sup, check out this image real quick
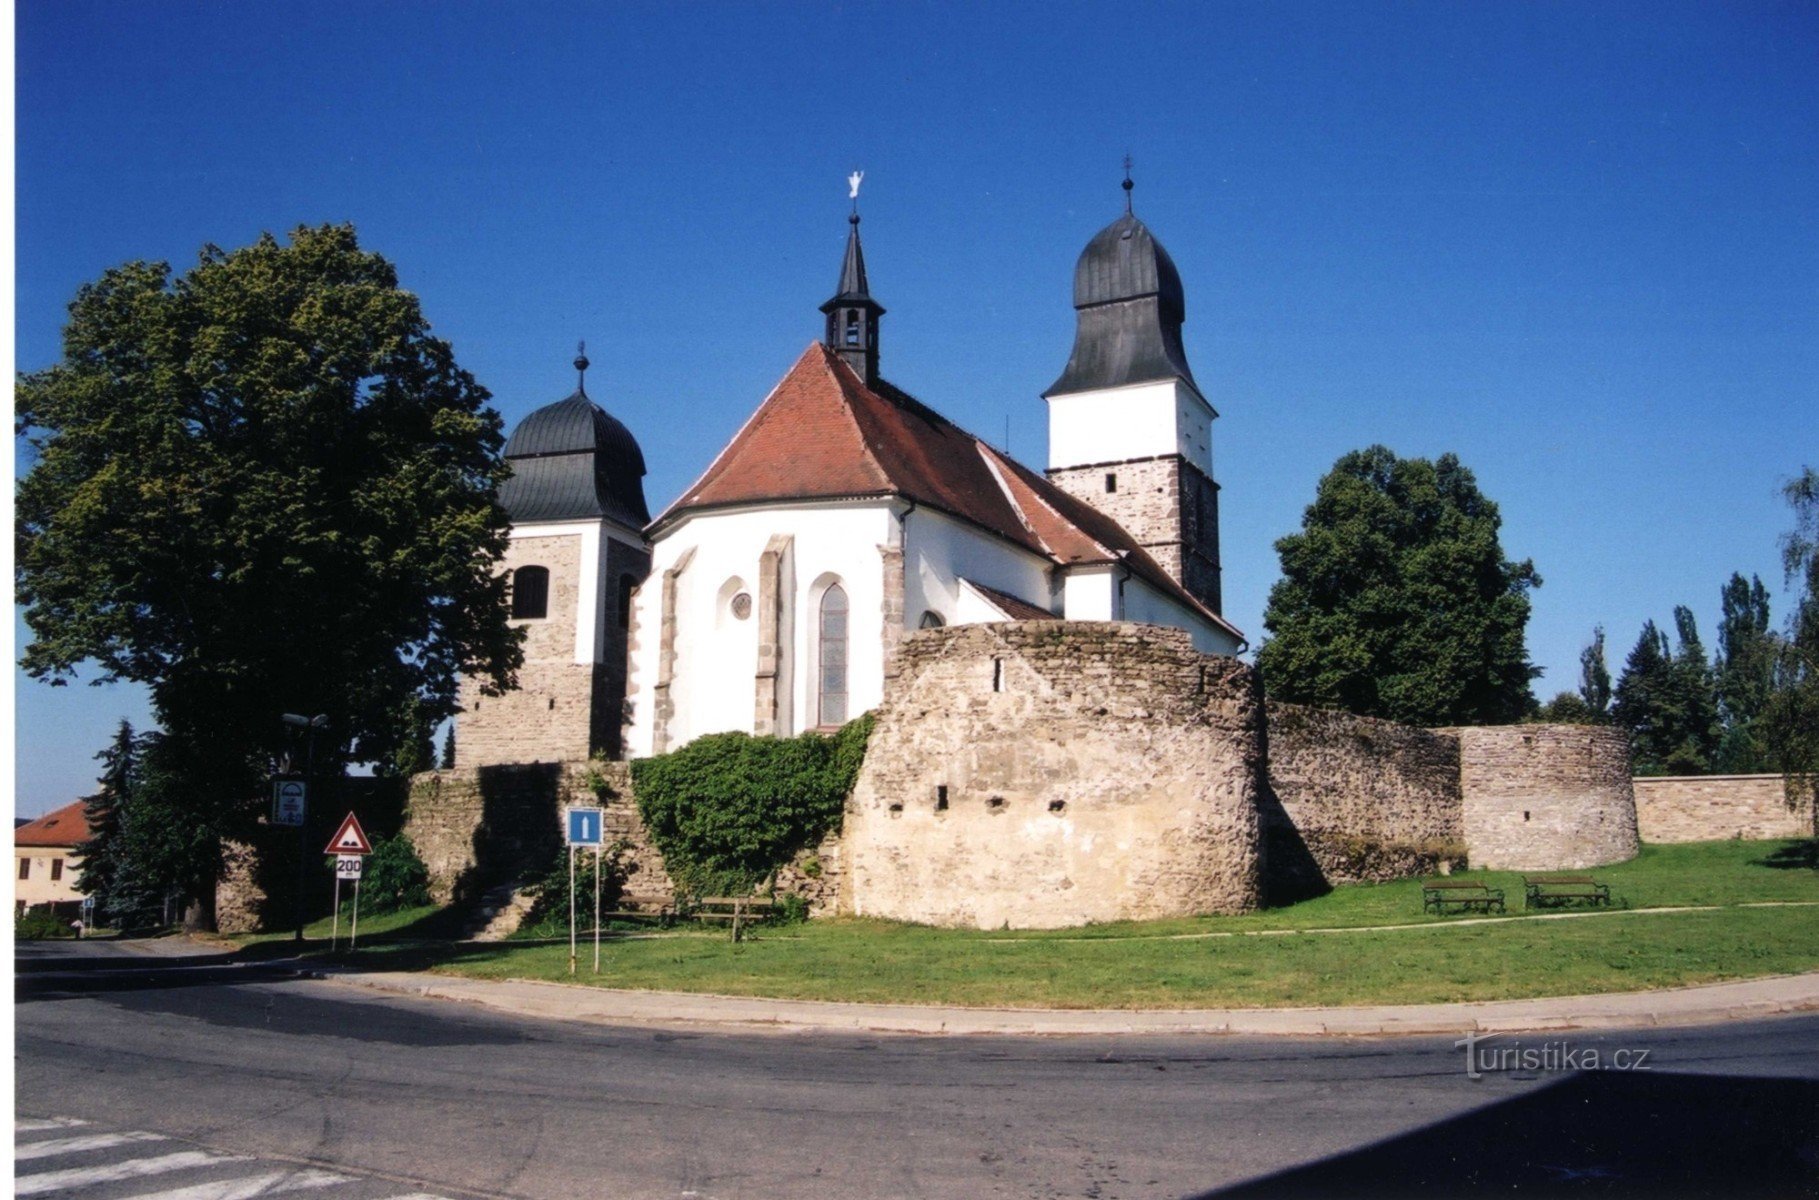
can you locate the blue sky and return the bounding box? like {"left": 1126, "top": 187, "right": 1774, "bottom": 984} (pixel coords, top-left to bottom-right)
{"left": 15, "top": 0, "right": 1817, "bottom": 816}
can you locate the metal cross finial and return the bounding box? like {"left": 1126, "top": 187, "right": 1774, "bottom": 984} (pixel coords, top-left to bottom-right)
{"left": 574, "top": 340, "right": 590, "bottom": 393}
{"left": 1122, "top": 154, "right": 1134, "bottom": 214}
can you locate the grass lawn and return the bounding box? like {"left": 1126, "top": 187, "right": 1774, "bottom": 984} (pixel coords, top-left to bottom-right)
{"left": 236, "top": 839, "right": 1819, "bottom": 1009}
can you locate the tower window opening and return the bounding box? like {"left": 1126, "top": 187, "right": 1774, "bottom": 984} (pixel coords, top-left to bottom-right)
{"left": 510, "top": 566, "right": 550, "bottom": 620}
{"left": 1105, "top": 472, "right": 1117, "bottom": 493}
{"left": 618, "top": 574, "right": 638, "bottom": 631}
{"left": 935, "top": 785, "right": 948, "bottom": 812}
{"left": 845, "top": 315, "right": 861, "bottom": 346}
{"left": 991, "top": 657, "right": 1004, "bottom": 692}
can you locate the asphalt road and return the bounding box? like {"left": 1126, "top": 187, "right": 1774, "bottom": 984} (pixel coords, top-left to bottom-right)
{"left": 15, "top": 939, "right": 1819, "bottom": 1200}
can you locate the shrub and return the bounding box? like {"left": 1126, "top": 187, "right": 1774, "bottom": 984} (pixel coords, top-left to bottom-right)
{"left": 358, "top": 835, "right": 433, "bottom": 914}
{"left": 631, "top": 713, "right": 874, "bottom": 898}
{"left": 524, "top": 841, "right": 630, "bottom": 929}
{"left": 16, "top": 908, "right": 75, "bottom": 940}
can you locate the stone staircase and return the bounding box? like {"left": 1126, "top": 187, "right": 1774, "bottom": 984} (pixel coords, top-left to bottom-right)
{"left": 464, "top": 881, "right": 537, "bottom": 941}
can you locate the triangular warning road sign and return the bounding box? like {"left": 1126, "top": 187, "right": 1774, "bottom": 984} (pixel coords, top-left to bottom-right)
{"left": 324, "top": 812, "right": 373, "bottom": 856}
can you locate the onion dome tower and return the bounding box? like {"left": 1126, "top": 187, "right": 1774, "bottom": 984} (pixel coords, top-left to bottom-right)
{"left": 458, "top": 347, "right": 653, "bottom": 767}
{"left": 1043, "top": 167, "right": 1223, "bottom": 613}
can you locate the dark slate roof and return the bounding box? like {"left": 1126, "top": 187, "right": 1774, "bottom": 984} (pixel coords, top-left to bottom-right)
{"left": 820, "top": 215, "right": 884, "bottom": 312}
{"left": 1045, "top": 213, "right": 1199, "bottom": 397}
{"left": 499, "top": 392, "right": 650, "bottom": 526}
{"left": 657, "top": 344, "right": 1244, "bottom": 642}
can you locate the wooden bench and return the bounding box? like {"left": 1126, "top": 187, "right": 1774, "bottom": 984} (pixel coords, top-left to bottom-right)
{"left": 692, "top": 896, "right": 775, "bottom": 941}
{"left": 1421, "top": 880, "right": 1505, "bottom": 915}
{"left": 1523, "top": 875, "right": 1612, "bottom": 909}
{"left": 594, "top": 894, "right": 676, "bottom": 927}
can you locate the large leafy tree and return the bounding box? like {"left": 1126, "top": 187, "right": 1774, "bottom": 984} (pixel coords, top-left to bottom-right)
{"left": 1256, "top": 446, "right": 1541, "bottom": 725}
{"left": 16, "top": 224, "right": 522, "bottom": 924}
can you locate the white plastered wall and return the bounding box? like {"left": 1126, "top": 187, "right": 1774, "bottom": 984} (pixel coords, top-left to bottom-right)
{"left": 625, "top": 502, "right": 897, "bottom": 756}
{"left": 902, "top": 508, "right": 1054, "bottom": 628}
{"left": 1047, "top": 377, "right": 1214, "bottom": 475}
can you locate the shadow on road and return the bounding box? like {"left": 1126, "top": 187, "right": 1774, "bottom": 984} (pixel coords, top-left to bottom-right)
{"left": 1196, "top": 1069, "right": 1819, "bottom": 1199}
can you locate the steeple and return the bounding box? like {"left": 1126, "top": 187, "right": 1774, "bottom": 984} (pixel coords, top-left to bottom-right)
{"left": 820, "top": 172, "right": 885, "bottom": 387}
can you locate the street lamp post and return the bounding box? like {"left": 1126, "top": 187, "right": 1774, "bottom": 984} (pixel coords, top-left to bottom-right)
{"left": 282, "top": 713, "right": 329, "bottom": 942}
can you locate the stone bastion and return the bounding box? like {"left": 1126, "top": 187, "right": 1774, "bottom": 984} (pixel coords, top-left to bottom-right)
{"left": 845, "top": 621, "right": 1268, "bottom": 929}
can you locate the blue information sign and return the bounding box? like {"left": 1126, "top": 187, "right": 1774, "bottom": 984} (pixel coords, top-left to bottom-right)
{"left": 566, "top": 807, "right": 604, "bottom": 847}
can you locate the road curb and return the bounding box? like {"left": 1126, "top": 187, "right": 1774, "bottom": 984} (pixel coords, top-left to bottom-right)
{"left": 311, "top": 967, "right": 1819, "bottom": 1038}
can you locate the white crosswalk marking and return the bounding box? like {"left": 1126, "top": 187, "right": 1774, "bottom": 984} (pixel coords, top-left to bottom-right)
{"left": 13, "top": 1118, "right": 460, "bottom": 1200}
{"left": 124, "top": 1167, "right": 354, "bottom": 1199}
{"left": 15, "top": 1130, "right": 167, "bottom": 1159}
{"left": 14, "top": 1150, "right": 243, "bottom": 1196}
{"left": 13, "top": 1117, "right": 89, "bottom": 1133}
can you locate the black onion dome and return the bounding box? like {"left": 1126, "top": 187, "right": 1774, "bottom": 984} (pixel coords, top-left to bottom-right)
{"left": 1046, "top": 213, "right": 1198, "bottom": 397}
{"left": 499, "top": 392, "right": 650, "bottom": 527}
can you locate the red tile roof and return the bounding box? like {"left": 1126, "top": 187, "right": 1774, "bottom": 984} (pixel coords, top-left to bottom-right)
{"left": 658, "top": 343, "right": 1244, "bottom": 643}
{"left": 15, "top": 799, "right": 94, "bottom": 848}
{"left": 964, "top": 580, "right": 1057, "bottom": 621}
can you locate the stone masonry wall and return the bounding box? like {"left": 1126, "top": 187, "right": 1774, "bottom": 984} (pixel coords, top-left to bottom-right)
{"left": 1048, "top": 455, "right": 1222, "bottom": 611}
{"left": 1633, "top": 774, "right": 1813, "bottom": 843}
{"left": 457, "top": 534, "right": 594, "bottom": 767}
{"left": 847, "top": 622, "right": 1265, "bottom": 929}
{"left": 1456, "top": 725, "right": 1639, "bottom": 870}
{"left": 1263, "top": 702, "right": 1463, "bottom": 894}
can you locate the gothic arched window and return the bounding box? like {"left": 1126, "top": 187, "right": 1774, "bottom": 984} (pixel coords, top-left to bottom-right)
{"left": 918, "top": 610, "right": 945, "bottom": 629}
{"left": 818, "top": 583, "right": 849, "bottom": 727}
{"left": 511, "top": 566, "right": 550, "bottom": 620}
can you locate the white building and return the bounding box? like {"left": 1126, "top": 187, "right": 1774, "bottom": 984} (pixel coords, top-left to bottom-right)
{"left": 621, "top": 190, "right": 1243, "bottom": 757}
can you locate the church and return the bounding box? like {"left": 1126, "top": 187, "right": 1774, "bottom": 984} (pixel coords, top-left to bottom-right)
{"left": 458, "top": 180, "right": 1243, "bottom": 767}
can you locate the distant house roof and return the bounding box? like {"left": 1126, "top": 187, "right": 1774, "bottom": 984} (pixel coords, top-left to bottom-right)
{"left": 15, "top": 799, "right": 94, "bottom": 848}
{"left": 658, "top": 343, "right": 1244, "bottom": 643}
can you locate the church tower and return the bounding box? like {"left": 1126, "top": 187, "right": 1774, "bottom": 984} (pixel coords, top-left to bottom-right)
{"left": 457, "top": 348, "right": 652, "bottom": 766}
{"left": 1044, "top": 175, "right": 1223, "bottom": 613}
{"left": 819, "top": 201, "right": 884, "bottom": 387}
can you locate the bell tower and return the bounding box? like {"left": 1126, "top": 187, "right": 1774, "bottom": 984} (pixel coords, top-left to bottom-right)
{"left": 819, "top": 173, "right": 884, "bottom": 387}
{"left": 1044, "top": 172, "right": 1223, "bottom": 613}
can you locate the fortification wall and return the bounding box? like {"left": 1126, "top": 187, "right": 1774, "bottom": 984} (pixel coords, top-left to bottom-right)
{"left": 1633, "top": 774, "right": 1812, "bottom": 843}
{"left": 846, "top": 622, "right": 1266, "bottom": 929}
{"left": 1456, "top": 725, "right": 1638, "bottom": 870}
{"left": 1263, "top": 703, "right": 1463, "bottom": 894}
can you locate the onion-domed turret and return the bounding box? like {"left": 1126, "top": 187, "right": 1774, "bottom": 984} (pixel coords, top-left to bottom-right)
{"left": 1045, "top": 206, "right": 1197, "bottom": 398}
{"left": 499, "top": 348, "right": 649, "bottom": 527}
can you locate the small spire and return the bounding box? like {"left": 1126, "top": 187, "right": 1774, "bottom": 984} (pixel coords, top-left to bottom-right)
{"left": 1122, "top": 154, "right": 1134, "bottom": 214}
{"left": 574, "top": 340, "right": 590, "bottom": 394}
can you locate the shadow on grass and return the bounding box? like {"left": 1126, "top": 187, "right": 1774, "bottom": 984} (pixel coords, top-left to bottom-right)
{"left": 1752, "top": 840, "right": 1819, "bottom": 871}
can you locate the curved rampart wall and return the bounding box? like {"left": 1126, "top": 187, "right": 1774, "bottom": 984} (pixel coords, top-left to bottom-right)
{"left": 847, "top": 622, "right": 1266, "bottom": 929}
{"left": 1456, "top": 724, "right": 1639, "bottom": 870}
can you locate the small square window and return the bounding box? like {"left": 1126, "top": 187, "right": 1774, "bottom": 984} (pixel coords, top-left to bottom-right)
{"left": 1105, "top": 473, "right": 1117, "bottom": 493}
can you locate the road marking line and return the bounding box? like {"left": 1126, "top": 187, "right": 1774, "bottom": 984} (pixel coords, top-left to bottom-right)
{"left": 15, "top": 1130, "right": 167, "bottom": 1160}
{"left": 14, "top": 1117, "right": 90, "bottom": 1133}
{"left": 384, "top": 1194, "right": 462, "bottom": 1199}
{"left": 14, "top": 1151, "right": 243, "bottom": 1196}
{"left": 124, "top": 1167, "right": 354, "bottom": 1200}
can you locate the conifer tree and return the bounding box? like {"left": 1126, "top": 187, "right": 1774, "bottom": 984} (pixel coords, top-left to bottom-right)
{"left": 76, "top": 720, "right": 139, "bottom": 922}
{"left": 440, "top": 724, "right": 457, "bottom": 770}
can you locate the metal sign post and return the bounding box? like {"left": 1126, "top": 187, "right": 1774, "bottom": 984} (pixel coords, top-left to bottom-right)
{"left": 564, "top": 808, "right": 604, "bottom": 978}
{"left": 332, "top": 855, "right": 362, "bottom": 951}
{"left": 351, "top": 877, "right": 362, "bottom": 949}
{"left": 331, "top": 875, "right": 341, "bottom": 951}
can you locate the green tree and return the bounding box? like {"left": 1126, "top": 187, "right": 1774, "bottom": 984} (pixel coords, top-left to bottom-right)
{"left": 1612, "top": 621, "right": 1674, "bottom": 774}
{"left": 1535, "top": 691, "right": 1596, "bottom": 723}
{"left": 1612, "top": 611, "right": 1723, "bottom": 775}
{"left": 439, "top": 724, "right": 457, "bottom": 770}
{"left": 15, "top": 225, "right": 522, "bottom": 926}
{"left": 1256, "top": 446, "right": 1541, "bottom": 725}
{"left": 75, "top": 719, "right": 139, "bottom": 921}
{"left": 1578, "top": 626, "right": 1612, "bottom": 720}
{"left": 1714, "top": 573, "right": 1775, "bottom": 773}
{"left": 1761, "top": 468, "right": 1819, "bottom": 840}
